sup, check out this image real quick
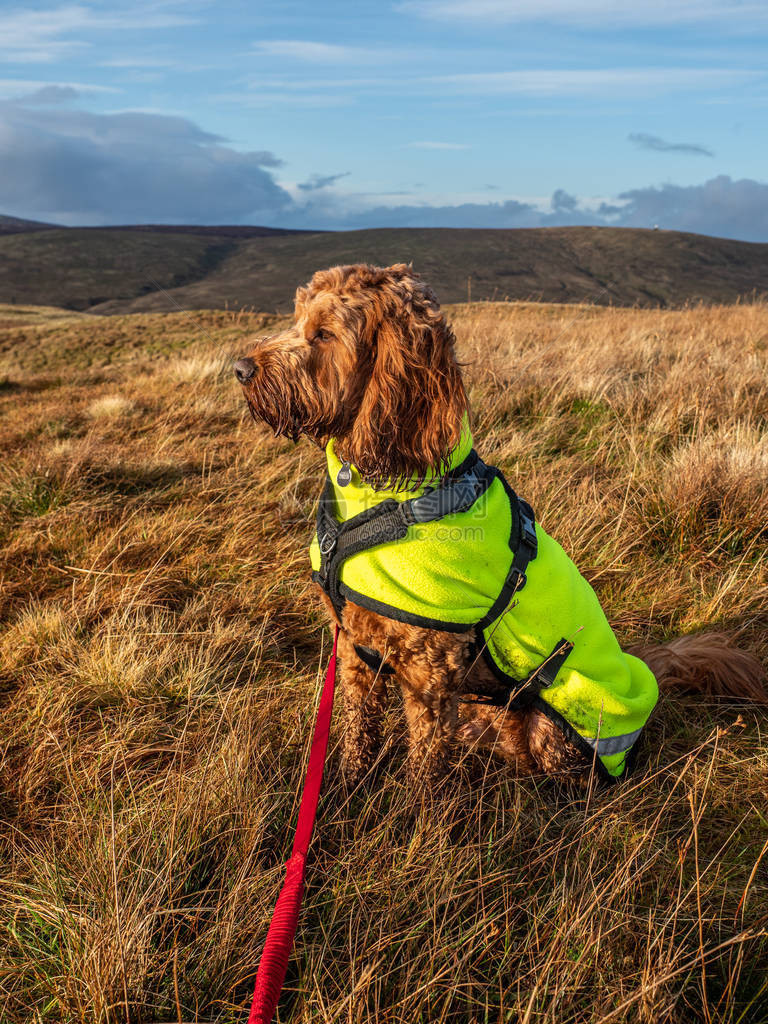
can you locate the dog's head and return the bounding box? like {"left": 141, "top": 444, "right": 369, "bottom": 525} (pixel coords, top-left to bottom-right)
{"left": 234, "top": 263, "right": 466, "bottom": 490}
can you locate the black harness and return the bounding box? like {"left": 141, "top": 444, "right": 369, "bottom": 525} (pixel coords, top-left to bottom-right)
{"left": 314, "top": 450, "right": 493, "bottom": 617}
{"left": 313, "top": 449, "right": 572, "bottom": 709}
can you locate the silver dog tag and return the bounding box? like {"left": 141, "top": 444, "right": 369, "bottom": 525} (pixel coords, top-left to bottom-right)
{"left": 337, "top": 462, "right": 352, "bottom": 487}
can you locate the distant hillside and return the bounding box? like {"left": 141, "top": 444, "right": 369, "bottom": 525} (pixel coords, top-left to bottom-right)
{"left": 80, "top": 223, "right": 319, "bottom": 238}
{"left": 0, "top": 224, "right": 766, "bottom": 313}
{"left": 0, "top": 214, "right": 61, "bottom": 235}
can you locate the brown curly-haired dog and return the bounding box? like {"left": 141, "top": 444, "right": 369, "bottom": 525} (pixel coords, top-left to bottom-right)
{"left": 234, "top": 263, "right": 767, "bottom": 788}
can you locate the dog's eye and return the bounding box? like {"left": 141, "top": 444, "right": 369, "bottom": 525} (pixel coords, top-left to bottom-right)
{"left": 313, "top": 329, "right": 333, "bottom": 343}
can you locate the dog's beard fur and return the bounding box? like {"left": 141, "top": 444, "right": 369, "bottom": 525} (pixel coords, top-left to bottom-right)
{"left": 243, "top": 361, "right": 330, "bottom": 444}
{"left": 237, "top": 263, "right": 467, "bottom": 490}
{"left": 241, "top": 316, "right": 356, "bottom": 445}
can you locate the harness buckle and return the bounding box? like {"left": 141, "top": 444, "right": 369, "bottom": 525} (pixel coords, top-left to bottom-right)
{"left": 519, "top": 509, "right": 537, "bottom": 553}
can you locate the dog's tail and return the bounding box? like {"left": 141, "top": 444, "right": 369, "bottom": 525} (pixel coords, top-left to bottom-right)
{"left": 627, "top": 632, "right": 768, "bottom": 704}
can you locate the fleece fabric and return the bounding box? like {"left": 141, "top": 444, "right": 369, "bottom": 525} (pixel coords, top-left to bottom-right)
{"left": 309, "top": 425, "right": 658, "bottom": 778}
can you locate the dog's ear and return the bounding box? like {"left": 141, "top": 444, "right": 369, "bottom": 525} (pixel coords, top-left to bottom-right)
{"left": 345, "top": 266, "right": 467, "bottom": 490}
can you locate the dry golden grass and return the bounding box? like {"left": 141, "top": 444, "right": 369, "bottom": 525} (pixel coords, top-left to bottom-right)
{"left": 0, "top": 299, "right": 766, "bottom": 1023}
{"left": 87, "top": 395, "right": 135, "bottom": 420}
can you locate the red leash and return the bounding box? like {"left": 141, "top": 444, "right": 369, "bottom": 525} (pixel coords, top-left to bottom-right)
{"left": 247, "top": 626, "right": 339, "bottom": 1024}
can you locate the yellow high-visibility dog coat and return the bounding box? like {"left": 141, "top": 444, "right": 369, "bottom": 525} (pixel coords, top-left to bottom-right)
{"left": 311, "top": 422, "right": 658, "bottom": 779}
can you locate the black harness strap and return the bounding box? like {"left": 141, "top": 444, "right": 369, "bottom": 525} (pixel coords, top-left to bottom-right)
{"left": 462, "top": 636, "right": 574, "bottom": 709}
{"left": 355, "top": 635, "right": 574, "bottom": 700}
{"left": 475, "top": 492, "right": 537, "bottom": 631}
{"left": 316, "top": 453, "right": 492, "bottom": 616}
{"left": 353, "top": 644, "right": 396, "bottom": 676}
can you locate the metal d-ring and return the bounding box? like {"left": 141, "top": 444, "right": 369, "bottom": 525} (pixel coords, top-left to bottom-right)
{"left": 319, "top": 534, "right": 337, "bottom": 557}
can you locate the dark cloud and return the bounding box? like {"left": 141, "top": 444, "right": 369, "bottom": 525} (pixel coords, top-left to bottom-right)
{"left": 278, "top": 187, "right": 595, "bottom": 231}
{"left": 279, "top": 197, "right": 542, "bottom": 230}
{"left": 281, "top": 178, "right": 768, "bottom": 242}
{"left": 16, "top": 85, "right": 80, "bottom": 105}
{"left": 601, "top": 176, "right": 768, "bottom": 241}
{"left": 628, "top": 132, "right": 714, "bottom": 157}
{"left": 551, "top": 188, "right": 578, "bottom": 212}
{"left": 297, "top": 171, "right": 351, "bottom": 192}
{"left": 1, "top": 91, "right": 766, "bottom": 241}
{"left": 0, "top": 95, "right": 290, "bottom": 225}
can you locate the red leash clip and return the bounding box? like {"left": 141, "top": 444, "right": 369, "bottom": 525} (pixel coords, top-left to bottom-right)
{"left": 247, "top": 626, "right": 339, "bottom": 1024}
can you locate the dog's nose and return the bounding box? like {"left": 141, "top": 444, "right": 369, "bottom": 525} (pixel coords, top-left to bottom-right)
{"left": 233, "top": 357, "right": 257, "bottom": 384}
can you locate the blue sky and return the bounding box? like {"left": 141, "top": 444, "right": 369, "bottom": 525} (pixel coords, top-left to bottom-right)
{"left": 1, "top": 0, "right": 767, "bottom": 238}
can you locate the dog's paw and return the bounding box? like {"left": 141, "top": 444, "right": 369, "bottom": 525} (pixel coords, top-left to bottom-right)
{"left": 340, "top": 750, "right": 377, "bottom": 793}
{"left": 405, "top": 749, "right": 450, "bottom": 792}
{"left": 455, "top": 719, "right": 490, "bottom": 744}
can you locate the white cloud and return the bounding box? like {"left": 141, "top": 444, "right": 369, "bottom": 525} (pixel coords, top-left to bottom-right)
{"left": 1, "top": 3, "right": 198, "bottom": 63}
{"left": 251, "top": 40, "right": 398, "bottom": 63}
{"left": 215, "top": 88, "right": 355, "bottom": 109}
{"left": 0, "top": 80, "right": 119, "bottom": 99}
{"left": 433, "top": 68, "right": 759, "bottom": 96}
{"left": 407, "top": 141, "right": 470, "bottom": 150}
{"left": 97, "top": 56, "right": 177, "bottom": 69}
{"left": 400, "top": 0, "right": 768, "bottom": 27}
{"left": 239, "top": 67, "right": 758, "bottom": 104}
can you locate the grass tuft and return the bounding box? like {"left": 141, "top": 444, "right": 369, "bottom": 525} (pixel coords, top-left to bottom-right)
{"left": 87, "top": 395, "right": 134, "bottom": 419}
{"left": 0, "top": 469, "right": 69, "bottom": 519}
